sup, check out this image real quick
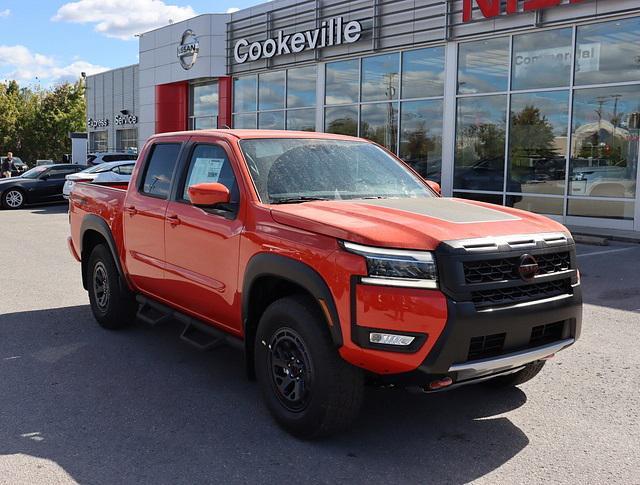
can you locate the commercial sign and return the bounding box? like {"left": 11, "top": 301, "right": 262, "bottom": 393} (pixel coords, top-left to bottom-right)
{"left": 234, "top": 17, "right": 362, "bottom": 64}
{"left": 114, "top": 113, "right": 138, "bottom": 125}
{"left": 87, "top": 118, "right": 108, "bottom": 128}
{"left": 514, "top": 43, "right": 600, "bottom": 77}
{"left": 177, "top": 29, "right": 199, "bottom": 70}
{"left": 462, "top": 0, "right": 586, "bottom": 23}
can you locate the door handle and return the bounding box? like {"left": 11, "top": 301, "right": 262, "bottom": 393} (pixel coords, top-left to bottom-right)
{"left": 167, "top": 214, "right": 181, "bottom": 226}
{"left": 124, "top": 205, "right": 137, "bottom": 216}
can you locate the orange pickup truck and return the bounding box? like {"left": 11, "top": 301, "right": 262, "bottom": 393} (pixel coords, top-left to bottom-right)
{"left": 68, "top": 130, "right": 582, "bottom": 438}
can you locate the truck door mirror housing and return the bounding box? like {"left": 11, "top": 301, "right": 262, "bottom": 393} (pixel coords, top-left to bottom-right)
{"left": 425, "top": 180, "right": 441, "bottom": 196}
{"left": 188, "top": 182, "right": 230, "bottom": 207}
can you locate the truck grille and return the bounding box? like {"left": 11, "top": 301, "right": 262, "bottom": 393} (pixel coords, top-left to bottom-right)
{"left": 463, "top": 251, "right": 571, "bottom": 284}
{"left": 468, "top": 333, "right": 506, "bottom": 360}
{"left": 530, "top": 321, "right": 565, "bottom": 346}
{"left": 471, "top": 278, "right": 572, "bottom": 308}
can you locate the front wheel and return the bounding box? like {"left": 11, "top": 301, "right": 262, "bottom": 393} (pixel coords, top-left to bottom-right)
{"left": 87, "top": 244, "right": 136, "bottom": 329}
{"left": 255, "top": 296, "right": 364, "bottom": 439}
{"left": 487, "top": 360, "right": 546, "bottom": 387}
{"left": 2, "top": 189, "right": 25, "bottom": 209}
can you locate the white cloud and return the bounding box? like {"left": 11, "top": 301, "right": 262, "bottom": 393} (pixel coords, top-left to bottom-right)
{"left": 52, "top": 0, "right": 197, "bottom": 40}
{"left": 0, "top": 9, "right": 11, "bottom": 18}
{"left": 226, "top": 7, "right": 240, "bottom": 13}
{"left": 0, "top": 45, "right": 109, "bottom": 84}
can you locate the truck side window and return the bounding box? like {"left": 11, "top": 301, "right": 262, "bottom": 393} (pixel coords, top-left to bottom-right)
{"left": 140, "top": 143, "right": 181, "bottom": 198}
{"left": 181, "top": 144, "right": 239, "bottom": 209}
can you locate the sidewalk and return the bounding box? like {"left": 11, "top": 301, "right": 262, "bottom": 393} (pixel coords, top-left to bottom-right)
{"left": 567, "top": 225, "right": 640, "bottom": 244}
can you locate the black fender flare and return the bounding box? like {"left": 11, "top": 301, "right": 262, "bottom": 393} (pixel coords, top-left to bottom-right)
{"left": 79, "top": 214, "right": 129, "bottom": 294}
{"left": 242, "top": 253, "right": 343, "bottom": 348}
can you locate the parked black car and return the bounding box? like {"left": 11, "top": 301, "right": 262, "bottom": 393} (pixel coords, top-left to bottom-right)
{"left": 0, "top": 164, "right": 86, "bottom": 209}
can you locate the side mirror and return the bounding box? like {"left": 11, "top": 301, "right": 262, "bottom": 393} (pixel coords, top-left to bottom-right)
{"left": 425, "top": 179, "right": 441, "bottom": 196}
{"left": 188, "top": 182, "right": 230, "bottom": 208}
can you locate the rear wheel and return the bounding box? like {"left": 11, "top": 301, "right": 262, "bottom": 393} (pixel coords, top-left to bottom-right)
{"left": 2, "top": 189, "right": 25, "bottom": 209}
{"left": 255, "top": 295, "right": 364, "bottom": 439}
{"left": 488, "top": 361, "right": 546, "bottom": 387}
{"left": 87, "top": 244, "right": 136, "bottom": 329}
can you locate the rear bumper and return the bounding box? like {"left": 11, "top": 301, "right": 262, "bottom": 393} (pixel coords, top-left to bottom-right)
{"left": 378, "top": 283, "right": 582, "bottom": 388}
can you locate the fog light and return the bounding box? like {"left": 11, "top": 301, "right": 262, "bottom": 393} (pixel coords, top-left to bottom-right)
{"left": 369, "top": 332, "right": 415, "bottom": 346}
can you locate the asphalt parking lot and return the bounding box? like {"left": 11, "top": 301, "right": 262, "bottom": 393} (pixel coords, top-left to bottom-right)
{"left": 1, "top": 204, "right": 639, "bottom": 485}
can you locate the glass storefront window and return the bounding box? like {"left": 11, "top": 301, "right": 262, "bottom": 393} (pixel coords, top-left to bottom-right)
{"left": 402, "top": 47, "right": 445, "bottom": 100}
{"left": 116, "top": 128, "right": 138, "bottom": 151}
{"left": 570, "top": 85, "right": 639, "bottom": 199}
{"left": 575, "top": 18, "right": 640, "bottom": 86}
{"left": 568, "top": 198, "right": 635, "bottom": 220}
{"left": 506, "top": 194, "right": 564, "bottom": 215}
{"left": 259, "top": 71, "right": 285, "bottom": 111}
{"left": 455, "top": 95, "right": 507, "bottom": 192}
{"left": 453, "top": 192, "right": 503, "bottom": 205}
{"left": 325, "top": 106, "right": 358, "bottom": 136}
{"left": 89, "top": 131, "right": 108, "bottom": 152}
{"left": 326, "top": 60, "right": 359, "bottom": 105}
{"left": 508, "top": 91, "right": 569, "bottom": 195}
{"left": 399, "top": 99, "right": 443, "bottom": 183}
{"left": 360, "top": 102, "right": 398, "bottom": 153}
{"left": 511, "top": 28, "right": 573, "bottom": 90}
{"left": 361, "top": 53, "right": 399, "bottom": 102}
{"left": 233, "top": 113, "right": 257, "bottom": 129}
{"left": 191, "top": 117, "right": 217, "bottom": 129}
{"left": 287, "top": 109, "right": 316, "bottom": 131}
{"left": 233, "top": 75, "right": 257, "bottom": 113}
{"left": 458, "top": 38, "right": 509, "bottom": 94}
{"left": 258, "top": 111, "right": 285, "bottom": 130}
{"left": 191, "top": 82, "right": 218, "bottom": 117}
{"left": 287, "top": 66, "right": 316, "bottom": 108}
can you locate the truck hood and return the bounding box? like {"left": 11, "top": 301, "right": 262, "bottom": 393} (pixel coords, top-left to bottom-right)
{"left": 269, "top": 197, "right": 569, "bottom": 249}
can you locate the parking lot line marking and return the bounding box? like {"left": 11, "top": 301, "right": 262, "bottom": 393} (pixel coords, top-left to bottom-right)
{"left": 576, "top": 247, "right": 638, "bottom": 258}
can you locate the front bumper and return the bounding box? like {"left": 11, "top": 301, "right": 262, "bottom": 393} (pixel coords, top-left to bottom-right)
{"left": 379, "top": 283, "right": 582, "bottom": 389}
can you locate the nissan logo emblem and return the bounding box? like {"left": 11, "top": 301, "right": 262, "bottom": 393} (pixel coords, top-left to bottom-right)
{"left": 177, "top": 29, "right": 199, "bottom": 70}
{"left": 517, "top": 254, "right": 539, "bottom": 281}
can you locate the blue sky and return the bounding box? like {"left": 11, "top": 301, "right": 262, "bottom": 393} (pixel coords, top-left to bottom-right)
{"left": 0, "top": 0, "right": 261, "bottom": 87}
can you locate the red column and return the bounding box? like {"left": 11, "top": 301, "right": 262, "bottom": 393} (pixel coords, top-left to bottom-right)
{"left": 155, "top": 82, "right": 188, "bottom": 133}
{"left": 218, "top": 76, "right": 233, "bottom": 129}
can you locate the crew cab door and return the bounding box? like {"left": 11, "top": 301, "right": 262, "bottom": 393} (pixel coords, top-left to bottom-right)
{"left": 163, "top": 140, "right": 244, "bottom": 334}
{"left": 123, "top": 140, "right": 184, "bottom": 297}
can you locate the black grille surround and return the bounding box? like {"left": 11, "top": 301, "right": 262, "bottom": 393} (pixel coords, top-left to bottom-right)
{"left": 436, "top": 233, "right": 579, "bottom": 310}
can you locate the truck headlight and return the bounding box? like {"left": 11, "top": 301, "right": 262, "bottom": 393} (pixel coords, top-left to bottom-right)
{"left": 342, "top": 241, "right": 438, "bottom": 289}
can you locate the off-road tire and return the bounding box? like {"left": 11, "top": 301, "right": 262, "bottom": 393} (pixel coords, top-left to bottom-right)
{"left": 87, "top": 244, "right": 136, "bottom": 329}
{"left": 255, "top": 295, "right": 364, "bottom": 439}
{"left": 488, "top": 360, "right": 546, "bottom": 387}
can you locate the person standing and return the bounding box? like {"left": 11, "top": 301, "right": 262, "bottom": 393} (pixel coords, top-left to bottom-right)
{"left": 2, "top": 152, "right": 16, "bottom": 178}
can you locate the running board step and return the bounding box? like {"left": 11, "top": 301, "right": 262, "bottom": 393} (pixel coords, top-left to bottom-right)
{"left": 135, "top": 295, "right": 172, "bottom": 327}
{"left": 135, "top": 295, "right": 243, "bottom": 351}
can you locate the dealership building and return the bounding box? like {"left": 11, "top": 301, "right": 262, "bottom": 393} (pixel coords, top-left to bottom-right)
{"left": 86, "top": 0, "right": 640, "bottom": 232}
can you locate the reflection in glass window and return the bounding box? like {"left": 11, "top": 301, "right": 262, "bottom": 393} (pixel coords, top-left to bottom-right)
{"left": 575, "top": 18, "right": 640, "bottom": 86}
{"left": 453, "top": 192, "right": 503, "bottom": 205}
{"left": 182, "top": 144, "right": 236, "bottom": 202}
{"left": 233, "top": 113, "right": 257, "bottom": 129}
{"left": 191, "top": 82, "right": 218, "bottom": 117}
{"left": 325, "top": 106, "right": 358, "bottom": 136}
{"left": 233, "top": 76, "right": 257, "bottom": 112}
{"left": 287, "top": 66, "right": 316, "bottom": 108}
{"left": 360, "top": 102, "right": 398, "bottom": 153}
{"left": 458, "top": 38, "right": 509, "bottom": 94}
{"left": 401, "top": 47, "right": 445, "bottom": 99}
{"left": 259, "top": 71, "right": 285, "bottom": 111}
{"left": 326, "top": 60, "right": 359, "bottom": 105}
{"left": 570, "top": 86, "right": 639, "bottom": 199}
{"left": 454, "top": 95, "right": 507, "bottom": 192}
{"left": 512, "top": 28, "right": 572, "bottom": 90}
{"left": 361, "top": 53, "right": 399, "bottom": 102}
{"left": 399, "top": 100, "right": 443, "bottom": 183}
{"left": 287, "top": 109, "right": 316, "bottom": 131}
{"left": 506, "top": 194, "right": 563, "bottom": 215}
{"left": 258, "top": 111, "right": 285, "bottom": 130}
{"left": 508, "top": 91, "right": 569, "bottom": 196}
{"left": 141, "top": 144, "right": 181, "bottom": 198}
{"left": 568, "top": 198, "right": 634, "bottom": 220}
{"left": 191, "top": 117, "right": 217, "bottom": 129}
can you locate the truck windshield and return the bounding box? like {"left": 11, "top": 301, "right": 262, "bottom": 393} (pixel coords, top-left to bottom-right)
{"left": 239, "top": 138, "right": 433, "bottom": 204}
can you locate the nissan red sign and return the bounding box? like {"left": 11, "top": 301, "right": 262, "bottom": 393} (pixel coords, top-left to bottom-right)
{"left": 463, "top": 0, "right": 586, "bottom": 23}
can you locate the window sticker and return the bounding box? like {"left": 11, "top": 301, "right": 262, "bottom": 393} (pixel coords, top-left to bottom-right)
{"left": 185, "top": 157, "right": 226, "bottom": 199}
